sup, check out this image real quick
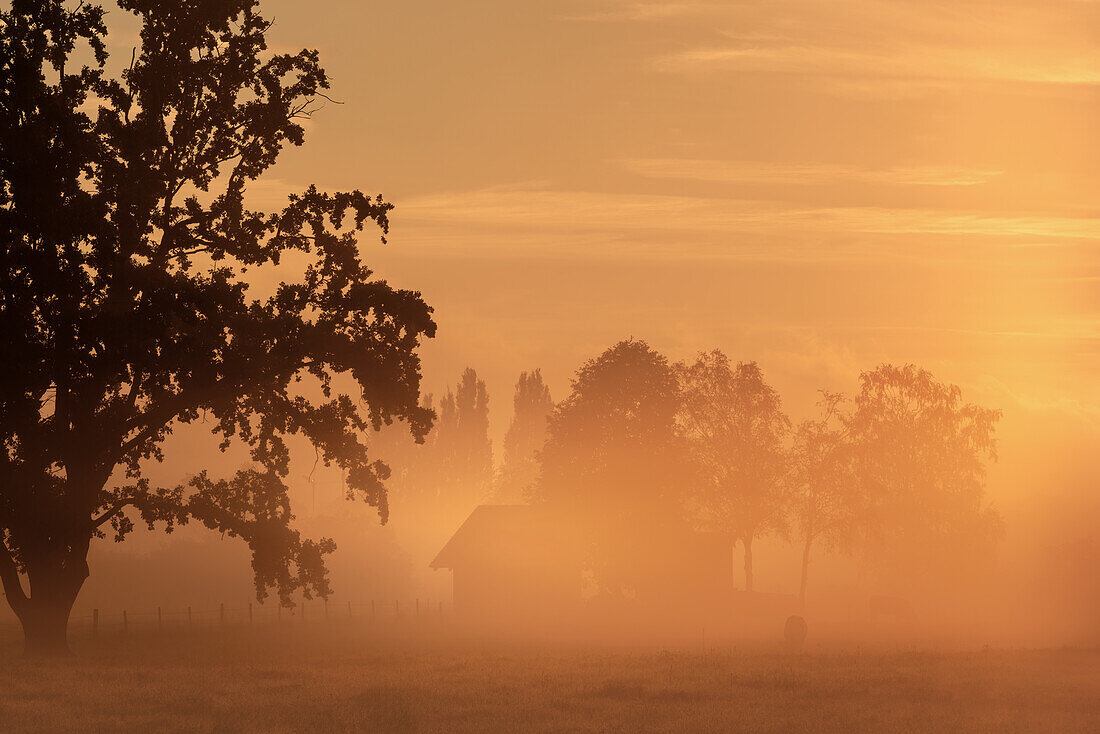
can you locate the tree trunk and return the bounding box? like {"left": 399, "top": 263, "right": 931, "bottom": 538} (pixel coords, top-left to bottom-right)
{"left": 799, "top": 534, "right": 813, "bottom": 609}
{"left": 19, "top": 595, "right": 78, "bottom": 657}
{"left": 6, "top": 545, "right": 90, "bottom": 658}
{"left": 742, "top": 534, "right": 754, "bottom": 593}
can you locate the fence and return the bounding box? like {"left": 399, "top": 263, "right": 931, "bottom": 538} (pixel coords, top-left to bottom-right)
{"left": 0, "top": 597, "right": 450, "bottom": 643}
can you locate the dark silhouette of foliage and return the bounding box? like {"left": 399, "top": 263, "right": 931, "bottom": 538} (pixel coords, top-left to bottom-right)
{"left": 534, "top": 339, "right": 683, "bottom": 596}
{"left": 676, "top": 352, "right": 790, "bottom": 592}
{"left": 496, "top": 369, "right": 553, "bottom": 503}
{"left": 0, "top": 0, "right": 434, "bottom": 655}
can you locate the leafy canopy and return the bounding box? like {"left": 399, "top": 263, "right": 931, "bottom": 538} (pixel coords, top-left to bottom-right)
{"left": 676, "top": 352, "right": 791, "bottom": 542}
{"left": 0, "top": 0, "right": 435, "bottom": 606}
{"left": 536, "top": 340, "right": 682, "bottom": 519}
{"left": 790, "top": 391, "right": 860, "bottom": 552}
{"left": 533, "top": 340, "right": 683, "bottom": 594}
{"left": 848, "top": 364, "right": 1002, "bottom": 547}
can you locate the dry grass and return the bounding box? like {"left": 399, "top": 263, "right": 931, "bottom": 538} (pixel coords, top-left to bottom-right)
{"left": 0, "top": 625, "right": 1096, "bottom": 733}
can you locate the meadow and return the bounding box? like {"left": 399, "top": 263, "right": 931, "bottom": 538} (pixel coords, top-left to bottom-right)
{"left": 1, "top": 622, "right": 1096, "bottom": 733}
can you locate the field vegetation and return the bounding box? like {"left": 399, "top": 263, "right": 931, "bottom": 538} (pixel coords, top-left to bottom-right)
{"left": 2, "top": 625, "right": 1096, "bottom": 733}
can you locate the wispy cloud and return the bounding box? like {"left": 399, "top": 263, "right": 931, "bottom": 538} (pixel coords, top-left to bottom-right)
{"left": 621, "top": 159, "right": 1003, "bottom": 186}
{"left": 399, "top": 185, "right": 1099, "bottom": 241}
{"left": 564, "top": 2, "right": 718, "bottom": 22}
{"left": 580, "top": 0, "right": 1100, "bottom": 88}
{"left": 655, "top": 43, "right": 1100, "bottom": 86}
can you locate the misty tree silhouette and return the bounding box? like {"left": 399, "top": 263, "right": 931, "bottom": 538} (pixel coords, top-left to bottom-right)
{"left": 369, "top": 366, "right": 493, "bottom": 556}
{"left": 676, "top": 352, "right": 791, "bottom": 593}
{"left": 0, "top": 0, "right": 435, "bottom": 655}
{"left": 534, "top": 339, "right": 685, "bottom": 596}
{"left": 847, "top": 365, "right": 1003, "bottom": 566}
{"left": 791, "top": 391, "right": 860, "bottom": 606}
{"left": 496, "top": 369, "right": 553, "bottom": 504}
{"left": 434, "top": 368, "right": 493, "bottom": 512}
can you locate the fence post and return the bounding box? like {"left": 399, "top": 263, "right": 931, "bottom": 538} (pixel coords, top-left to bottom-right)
{"left": 220, "top": 602, "right": 224, "bottom": 625}
{"left": 157, "top": 606, "right": 162, "bottom": 633}
{"left": 92, "top": 608, "right": 99, "bottom": 638}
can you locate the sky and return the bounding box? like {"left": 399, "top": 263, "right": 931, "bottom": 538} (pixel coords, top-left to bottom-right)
{"left": 80, "top": 0, "right": 1099, "bottom": 627}
{"left": 238, "top": 2, "right": 1097, "bottom": 429}
{"left": 238, "top": 0, "right": 1099, "bottom": 420}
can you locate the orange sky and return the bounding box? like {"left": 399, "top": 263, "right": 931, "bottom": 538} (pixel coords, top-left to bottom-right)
{"left": 239, "top": 1, "right": 1098, "bottom": 397}
{"left": 100, "top": 0, "right": 1099, "bottom": 556}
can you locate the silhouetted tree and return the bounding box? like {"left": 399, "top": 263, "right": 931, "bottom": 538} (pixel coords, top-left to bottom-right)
{"left": 676, "top": 352, "right": 790, "bottom": 593}
{"left": 0, "top": 0, "right": 435, "bottom": 655}
{"left": 534, "top": 340, "right": 683, "bottom": 595}
{"left": 791, "top": 391, "right": 859, "bottom": 606}
{"left": 848, "top": 365, "right": 1002, "bottom": 569}
{"left": 369, "top": 392, "right": 438, "bottom": 516}
{"left": 496, "top": 369, "right": 553, "bottom": 503}
{"left": 433, "top": 368, "right": 492, "bottom": 511}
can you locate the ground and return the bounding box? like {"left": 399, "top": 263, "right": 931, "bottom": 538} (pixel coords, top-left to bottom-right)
{"left": 0, "top": 624, "right": 1096, "bottom": 733}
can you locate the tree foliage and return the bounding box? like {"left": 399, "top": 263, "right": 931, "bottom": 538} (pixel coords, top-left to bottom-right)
{"left": 496, "top": 369, "right": 553, "bottom": 504}
{"left": 790, "top": 391, "right": 859, "bottom": 604}
{"left": 848, "top": 364, "right": 1002, "bottom": 551}
{"left": 534, "top": 340, "right": 683, "bottom": 594}
{"left": 676, "top": 351, "right": 790, "bottom": 592}
{"left": 434, "top": 368, "right": 493, "bottom": 510}
{"left": 0, "top": 0, "right": 434, "bottom": 653}
{"left": 790, "top": 367, "right": 1001, "bottom": 601}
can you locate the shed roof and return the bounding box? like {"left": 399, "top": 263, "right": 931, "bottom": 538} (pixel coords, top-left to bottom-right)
{"left": 430, "top": 504, "right": 573, "bottom": 570}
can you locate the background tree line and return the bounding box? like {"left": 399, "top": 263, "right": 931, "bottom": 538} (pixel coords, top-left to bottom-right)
{"left": 375, "top": 339, "right": 1002, "bottom": 608}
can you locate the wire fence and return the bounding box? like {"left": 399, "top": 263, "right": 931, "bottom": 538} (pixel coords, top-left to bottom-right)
{"left": 0, "top": 597, "right": 450, "bottom": 643}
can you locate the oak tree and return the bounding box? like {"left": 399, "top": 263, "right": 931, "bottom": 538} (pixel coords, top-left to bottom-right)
{"left": 0, "top": 0, "right": 435, "bottom": 655}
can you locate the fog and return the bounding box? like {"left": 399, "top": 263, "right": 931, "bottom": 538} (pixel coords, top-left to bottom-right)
{"left": 2, "top": 1, "right": 1097, "bottom": 729}
{"left": 20, "top": 342, "right": 1091, "bottom": 653}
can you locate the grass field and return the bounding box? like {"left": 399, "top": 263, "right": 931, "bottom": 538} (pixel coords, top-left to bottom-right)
{"left": 1, "top": 625, "right": 1096, "bottom": 733}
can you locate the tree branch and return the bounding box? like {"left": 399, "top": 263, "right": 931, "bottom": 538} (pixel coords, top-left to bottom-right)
{"left": 112, "top": 355, "right": 315, "bottom": 467}
{"left": 90, "top": 501, "right": 130, "bottom": 529}
{"left": 0, "top": 537, "right": 29, "bottom": 614}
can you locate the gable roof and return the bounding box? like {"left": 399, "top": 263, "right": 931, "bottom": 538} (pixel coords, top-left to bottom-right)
{"left": 430, "top": 504, "right": 735, "bottom": 573}
{"left": 430, "top": 504, "right": 569, "bottom": 570}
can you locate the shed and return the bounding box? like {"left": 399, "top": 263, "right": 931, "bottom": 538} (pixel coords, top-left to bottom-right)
{"left": 430, "top": 505, "right": 583, "bottom": 620}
